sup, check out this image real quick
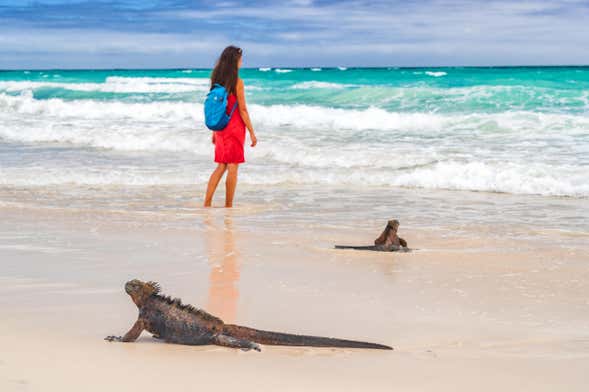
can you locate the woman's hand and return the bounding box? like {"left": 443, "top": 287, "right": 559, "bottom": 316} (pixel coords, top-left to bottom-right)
{"left": 250, "top": 132, "right": 257, "bottom": 147}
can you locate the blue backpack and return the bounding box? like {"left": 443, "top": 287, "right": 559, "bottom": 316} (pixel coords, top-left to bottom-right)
{"left": 204, "top": 83, "right": 238, "bottom": 131}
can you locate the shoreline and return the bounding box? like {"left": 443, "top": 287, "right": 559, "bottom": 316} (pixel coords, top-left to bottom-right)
{"left": 0, "top": 183, "right": 587, "bottom": 233}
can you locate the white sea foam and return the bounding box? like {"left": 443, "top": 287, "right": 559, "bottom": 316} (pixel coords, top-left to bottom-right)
{"left": 239, "top": 162, "right": 589, "bottom": 197}
{"left": 425, "top": 71, "right": 447, "bottom": 77}
{"left": 390, "top": 161, "right": 588, "bottom": 197}
{"left": 1, "top": 158, "right": 586, "bottom": 197}
{"left": 291, "top": 81, "right": 351, "bottom": 89}
{"left": 104, "top": 76, "right": 208, "bottom": 85}
{"left": 258, "top": 67, "right": 272, "bottom": 72}
{"left": 0, "top": 165, "right": 201, "bottom": 186}
{"left": 0, "top": 77, "right": 211, "bottom": 94}
{"left": 0, "top": 91, "right": 198, "bottom": 121}
{"left": 104, "top": 76, "right": 210, "bottom": 92}
{"left": 338, "top": 67, "right": 348, "bottom": 71}
{"left": 275, "top": 69, "right": 293, "bottom": 73}
{"left": 0, "top": 92, "right": 204, "bottom": 153}
{"left": 250, "top": 104, "right": 450, "bottom": 132}
{"left": 310, "top": 68, "right": 322, "bottom": 71}
{"left": 3, "top": 92, "right": 589, "bottom": 136}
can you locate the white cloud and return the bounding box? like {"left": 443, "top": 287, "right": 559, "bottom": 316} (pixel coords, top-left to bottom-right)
{"left": 0, "top": 28, "right": 227, "bottom": 54}
{"left": 159, "top": 1, "right": 589, "bottom": 47}
{"left": 1, "top": 0, "right": 589, "bottom": 67}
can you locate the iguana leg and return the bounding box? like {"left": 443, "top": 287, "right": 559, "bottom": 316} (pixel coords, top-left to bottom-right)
{"left": 213, "top": 334, "right": 261, "bottom": 352}
{"left": 105, "top": 319, "right": 145, "bottom": 343}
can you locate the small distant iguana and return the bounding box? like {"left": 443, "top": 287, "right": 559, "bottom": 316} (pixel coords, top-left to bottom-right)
{"left": 335, "top": 219, "right": 410, "bottom": 252}
{"left": 105, "top": 279, "right": 392, "bottom": 352}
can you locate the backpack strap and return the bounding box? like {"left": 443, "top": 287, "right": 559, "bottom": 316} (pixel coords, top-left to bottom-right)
{"left": 210, "top": 83, "right": 223, "bottom": 91}
{"left": 228, "top": 101, "right": 238, "bottom": 118}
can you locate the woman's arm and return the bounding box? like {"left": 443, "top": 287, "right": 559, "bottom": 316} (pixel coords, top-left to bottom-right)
{"left": 235, "top": 78, "right": 257, "bottom": 147}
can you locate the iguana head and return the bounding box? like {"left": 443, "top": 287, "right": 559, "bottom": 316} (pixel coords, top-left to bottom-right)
{"left": 125, "top": 279, "right": 160, "bottom": 307}
{"left": 375, "top": 219, "right": 401, "bottom": 246}
{"left": 387, "top": 220, "right": 399, "bottom": 232}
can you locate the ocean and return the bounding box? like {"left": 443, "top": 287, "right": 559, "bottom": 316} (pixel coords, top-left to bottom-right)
{"left": 0, "top": 66, "right": 588, "bottom": 233}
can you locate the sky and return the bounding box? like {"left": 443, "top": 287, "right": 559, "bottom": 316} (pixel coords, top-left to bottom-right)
{"left": 0, "top": 0, "right": 588, "bottom": 69}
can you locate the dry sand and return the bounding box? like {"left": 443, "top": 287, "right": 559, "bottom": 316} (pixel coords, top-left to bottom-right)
{"left": 1, "top": 201, "right": 588, "bottom": 391}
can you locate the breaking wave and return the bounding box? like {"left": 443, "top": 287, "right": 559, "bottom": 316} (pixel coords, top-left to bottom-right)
{"left": 2, "top": 91, "right": 588, "bottom": 139}
{"left": 1, "top": 159, "right": 586, "bottom": 197}
{"left": 0, "top": 76, "right": 211, "bottom": 94}
{"left": 291, "top": 81, "right": 351, "bottom": 89}
{"left": 425, "top": 71, "right": 447, "bottom": 77}
{"left": 1, "top": 92, "right": 588, "bottom": 196}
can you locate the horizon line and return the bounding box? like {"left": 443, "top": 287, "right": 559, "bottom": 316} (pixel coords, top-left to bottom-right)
{"left": 2, "top": 64, "right": 589, "bottom": 72}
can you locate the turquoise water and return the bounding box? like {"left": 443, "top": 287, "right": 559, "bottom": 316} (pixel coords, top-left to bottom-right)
{"left": 3, "top": 67, "right": 589, "bottom": 113}
{"left": 0, "top": 66, "right": 588, "bottom": 197}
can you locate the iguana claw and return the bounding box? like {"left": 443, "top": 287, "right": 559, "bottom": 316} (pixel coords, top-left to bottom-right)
{"left": 240, "top": 344, "right": 261, "bottom": 352}
{"left": 105, "top": 335, "right": 123, "bottom": 342}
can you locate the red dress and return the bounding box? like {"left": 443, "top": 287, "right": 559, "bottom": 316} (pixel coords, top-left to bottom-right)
{"left": 214, "top": 93, "right": 246, "bottom": 164}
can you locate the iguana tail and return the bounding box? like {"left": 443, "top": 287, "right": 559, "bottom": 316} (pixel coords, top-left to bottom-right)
{"left": 335, "top": 245, "right": 411, "bottom": 252}
{"left": 335, "top": 245, "right": 380, "bottom": 250}
{"left": 223, "top": 324, "right": 392, "bottom": 350}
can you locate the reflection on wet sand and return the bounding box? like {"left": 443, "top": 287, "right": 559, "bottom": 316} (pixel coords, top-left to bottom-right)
{"left": 204, "top": 212, "right": 240, "bottom": 324}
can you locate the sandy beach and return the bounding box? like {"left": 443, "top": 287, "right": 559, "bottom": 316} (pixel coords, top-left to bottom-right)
{"left": 2, "top": 0, "right": 589, "bottom": 389}
{"left": 1, "top": 185, "right": 588, "bottom": 391}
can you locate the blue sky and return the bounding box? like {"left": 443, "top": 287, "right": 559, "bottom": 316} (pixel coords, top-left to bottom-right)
{"left": 0, "top": 0, "right": 588, "bottom": 69}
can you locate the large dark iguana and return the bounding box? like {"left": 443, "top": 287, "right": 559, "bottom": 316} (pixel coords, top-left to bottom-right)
{"left": 335, "top": 219, "right": 410, "bottom": 252}
{"left": 105, "top": 279, "right": 392, "bottom": 352}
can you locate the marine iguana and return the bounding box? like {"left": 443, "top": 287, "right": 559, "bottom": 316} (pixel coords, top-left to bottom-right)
{"left": 105, "top": 279, "right": 392, "bottom": 352}
{"left": 335, "top": 219, "right": 410, "bottom": 252}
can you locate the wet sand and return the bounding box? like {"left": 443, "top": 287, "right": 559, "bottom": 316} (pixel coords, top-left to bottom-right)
{"left": 1, "top": 191, "right": 589, "bottom": 391}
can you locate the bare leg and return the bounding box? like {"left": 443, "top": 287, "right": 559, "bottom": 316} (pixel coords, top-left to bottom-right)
{"left": 225, "top": 164, "right": 239, "bottom": 208}
{"left": 204, "top": 163, "right": 227, "bottom": 207}
{"left": 214, "top": 334, "right": 260, "bottom": 352}
{"left": 105, "top": 319, "right": 145, "bottom": 342}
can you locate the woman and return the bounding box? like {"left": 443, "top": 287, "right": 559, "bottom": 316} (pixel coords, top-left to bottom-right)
{"left": 204, "top": 46, "right": 257, "bottom": 208}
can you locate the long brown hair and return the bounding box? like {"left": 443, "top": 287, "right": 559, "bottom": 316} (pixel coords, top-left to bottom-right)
{"left": 210, "top": 46, "right": 242, "bottom": 95}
